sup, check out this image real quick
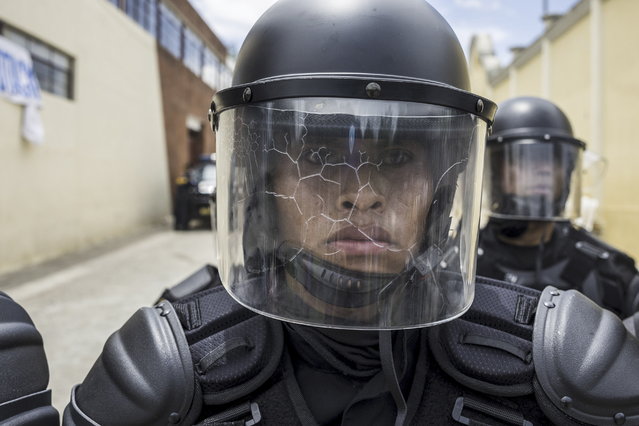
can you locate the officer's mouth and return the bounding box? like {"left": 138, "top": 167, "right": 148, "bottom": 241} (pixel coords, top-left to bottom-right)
{"left": 325, "top": 226, "right": 393, "bottom": 255}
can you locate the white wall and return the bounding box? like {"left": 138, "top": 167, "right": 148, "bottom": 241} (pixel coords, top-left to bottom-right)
{"left": 0, "top": 0, "right": 170, "bottom": 274}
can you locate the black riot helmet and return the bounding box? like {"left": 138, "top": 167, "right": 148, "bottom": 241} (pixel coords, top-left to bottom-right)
{"left": 485, "top": 96, "right": 585, "bottom": 221}
{"left": 210, "top": 0, "right": 496, "bottom": 330}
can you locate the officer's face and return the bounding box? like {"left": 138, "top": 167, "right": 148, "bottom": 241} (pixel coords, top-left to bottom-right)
{"left": 271, "top": 136, "right": 433, "bottom": 274}
{"left": 500, "top": 149, "right": 565, "bottom": 200}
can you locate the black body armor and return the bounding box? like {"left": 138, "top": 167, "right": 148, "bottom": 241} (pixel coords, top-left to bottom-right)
{"left": 0, "top": 292, "right": 59, "bottom": 425}
{"left": 63, "top": 266, "right": 639, "bottom": 425}
{"left": 476, "top": 221, "right": 639, "bottom": 317}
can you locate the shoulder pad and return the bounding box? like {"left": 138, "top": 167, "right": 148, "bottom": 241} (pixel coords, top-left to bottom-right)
{"left": 623, "top": 312, "right": 639, "bottom": 337}
{"left": 534, "top": 286, "right": 639, "bottom": 425}
{"left": 429, "top": 276, "right": 540, "bottom": 397}
{"left": 0, "top": 292, "right": 59, "bottom": 425}
{"left": 63, "top": 302, "right": 201, "bottom": 426}
{"left": 172, "top": 284, "right": 284, "bottom": 405}
{"left": 158, "top": 264, "right": 220, "bottom": 303}
{"left": 570, "top": 226, "right": 636, "bottom": 267}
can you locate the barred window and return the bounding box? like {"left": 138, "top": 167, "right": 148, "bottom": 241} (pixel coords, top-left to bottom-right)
{"left": 159, "top": 3, "right": 181, "bottom": 58}
{"left": 219, "top": 64, "right": 232, "bottom": 90}
{"left": 202, "top": 47, "right": 219, "bottom": 89}
{"left": 183, "top": 28, "right": 202, "bottom": 76}
{"left": 126, "top": 0, "right": 157, "bottom": 36}
{"left": 1, "top": 24, "right": 74, "bottom": 99}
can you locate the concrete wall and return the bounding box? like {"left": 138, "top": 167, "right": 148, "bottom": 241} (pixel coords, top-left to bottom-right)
{"left": 0, "top": 0, "right": 170, "bottom": 274}
{"left": 599, "top": 0, "right": 639, "bottom": 258}
{"left": 516, "top": 53, "right": 542, "bottom": 98}
{"left": 548, "top": 12, "right": 591, "bottom": 141}
{"left": 469, "top": 0, "right": 639, "bottom": 261}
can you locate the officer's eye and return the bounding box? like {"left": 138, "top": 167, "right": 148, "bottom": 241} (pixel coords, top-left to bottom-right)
{"left": 381, "top": 149, "right": 413, "bottom": 166}
{"left": 301, "top": 148, "right": 337, "bottom": 165}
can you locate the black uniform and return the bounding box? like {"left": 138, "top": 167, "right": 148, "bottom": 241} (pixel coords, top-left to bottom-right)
{"left": 63, "top": 266, "right": 639, "bottom": 425}
{"left": 476, "top": 220, "right": 639, "bottom": 317}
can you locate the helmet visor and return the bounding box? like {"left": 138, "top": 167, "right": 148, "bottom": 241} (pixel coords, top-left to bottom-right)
{"left": 216, "top": 98, "right": 487, "bottom": 329}
{"left": 485, "top": 140, "right": 583, "bottom": 221}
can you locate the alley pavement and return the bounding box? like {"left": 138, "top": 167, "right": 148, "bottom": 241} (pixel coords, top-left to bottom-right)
{"left": 0, "top": 227, "right": 216, "bottom": 414}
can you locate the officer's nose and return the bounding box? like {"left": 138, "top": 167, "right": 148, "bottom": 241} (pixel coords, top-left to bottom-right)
{"left": 336, "top": 169, "right": 387, "bottom": 214}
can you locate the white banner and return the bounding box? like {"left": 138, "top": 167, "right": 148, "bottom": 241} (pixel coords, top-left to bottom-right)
{"left": 0, "top": 35, "right": 44, "bottom": 144}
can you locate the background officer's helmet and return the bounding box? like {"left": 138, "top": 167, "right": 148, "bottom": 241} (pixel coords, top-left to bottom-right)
{"left": 485, "top": 96, "right": 586, "bottom": 222}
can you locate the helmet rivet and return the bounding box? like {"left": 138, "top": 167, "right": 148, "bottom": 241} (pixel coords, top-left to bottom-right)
{"left": 560, "top": 396, "right": 572, "bottom": 408}
{"left": 614, "top": 413, "right": 626, "bottom": 425}
{"left": 476, "top": 99, "right": 484, "bottom": 113}
{"left": 168, "top": 412, "right": 181, "bottom": 424}
{"left": 366, "top": 82, "right": 381, "bottom": 98}
{"left": 242, "top": 87, "right": 253, "bottom": 102}
{"left": 497, "top": 136, "right": 504, "bottom": 143}
{"left": 544, "top": 133, "right": 551, "bottom": 140}
{"left": 544, "top": 301, "right": 556, "bottom": 309}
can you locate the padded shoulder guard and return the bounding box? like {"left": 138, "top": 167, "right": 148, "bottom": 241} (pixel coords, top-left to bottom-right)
{"left": 534, "top": 286, "right": 639, "bottom": 425}
{"left": 568, "top": 226, "right": 639, "bottom": 286}
{"left": 429, "top": 276, "right": 540, "bottom": 397}
{"left": 0, "top": 292, "right": 59, "bottom": 426}
{"left": 63, "top": 302, "right": 201, "bottom": 426}
{"left": 171, "top": 282, "right": 284, "bottom": 406}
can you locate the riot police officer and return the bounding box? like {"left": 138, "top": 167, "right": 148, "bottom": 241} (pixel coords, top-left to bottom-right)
{"left": 63, "top": 1, "right": 639, "bottom": 425}
{"left": 479, "top": 96, "right": 639, "bottom": 317}
{"left": 0, "top": 292, "right": 59, "bottom": 425}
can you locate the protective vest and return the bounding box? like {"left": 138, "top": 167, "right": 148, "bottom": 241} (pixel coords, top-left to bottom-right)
{"left": 476, "top": 221, "right": 639, "bottom": 317}
{"left": 64, "top": 266, "right": 639, "bottom": 426}
{"left": 161, "top": 274, "right": 550, "bottom": 425}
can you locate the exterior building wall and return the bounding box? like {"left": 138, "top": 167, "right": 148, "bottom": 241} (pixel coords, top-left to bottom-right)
{"left": 548, "top": 14, "right": 591, "bottom": 142}
{"left": 165, "top": 0, "right": 227, "bottom": 60}
{"left": 599, "top": 0, "right": 639, "bottom": 257}
{"left": 491, "top": 79, "right": 511, "bottom": 105}
{"left": 468, "top": 48, "right": 493, "bottom": 100}
{"left": 157, "top": 46, "right": 216, "bottom": 201}
{"left": 144, "top": 0, "right": 228, "bottom": 205}
{"left": 469, "top": 0, "right": 639, "bottom": 261}
{"left": 515, "top": 53, "right": 542, "bottom": 98}
{"left": 0, "top": 0, "right": 170, "bottom": 274}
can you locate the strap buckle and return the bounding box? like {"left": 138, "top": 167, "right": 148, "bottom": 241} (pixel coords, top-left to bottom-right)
{"left": 199, "top": 401, "right": 261, "bottom": 426}
{"left": 452, "top": 396, "right": 532, "bottom": 426}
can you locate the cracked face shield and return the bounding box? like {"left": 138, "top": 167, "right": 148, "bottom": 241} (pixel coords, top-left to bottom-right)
{"left": 216, "top": 98, "right": 487, "bottom": 329}
{"left": 485, "top": 140, "right": 583, "bottom": 221}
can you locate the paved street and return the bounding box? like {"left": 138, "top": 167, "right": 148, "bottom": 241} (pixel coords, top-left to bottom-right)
{"left": 0, "top": 228, "right": 216, "bottom": 414}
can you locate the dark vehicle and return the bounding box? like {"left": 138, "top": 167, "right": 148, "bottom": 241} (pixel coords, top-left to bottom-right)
{"left": 174, "top": 154, "right": 216, "bottom": 230}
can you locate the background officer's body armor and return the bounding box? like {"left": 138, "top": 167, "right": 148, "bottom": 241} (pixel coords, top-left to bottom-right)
{"left": 477, "top": 220, "right": 639, "bottom": 318}
{"left": 479, "top": 96, "right": 639, "bottom": 319}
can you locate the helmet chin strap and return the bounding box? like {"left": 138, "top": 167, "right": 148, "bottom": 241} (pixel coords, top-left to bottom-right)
{"left": 279, "top": 244, "right": 444, "bottom": 309}
{"left": 380, "top": 330, "right": 407, "bottom": 426}
{"left": 493, "top": 193, "right": 561, "bottom": 238}
{"left": 494, "top": 219, "right": 530, "bottom": 239}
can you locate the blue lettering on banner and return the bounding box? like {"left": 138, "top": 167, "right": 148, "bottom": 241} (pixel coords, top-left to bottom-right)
{"left": 0, "top": 44, "right": 41, "bottom": 103}
{"left": 0, "top": 50, "right": 11, "bottom": 93}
